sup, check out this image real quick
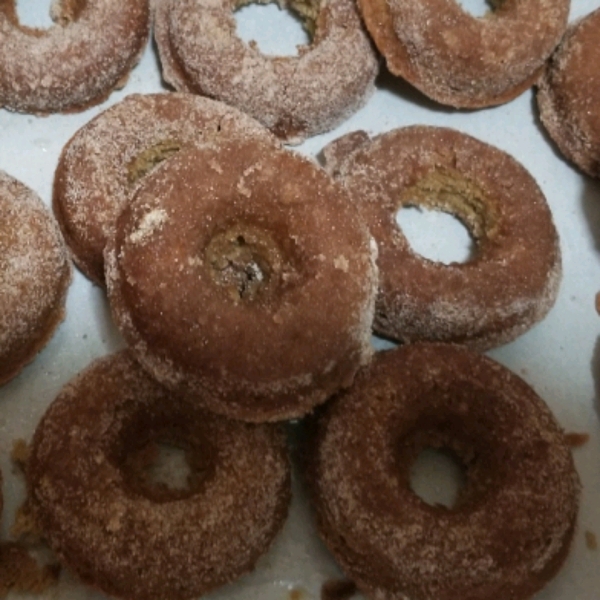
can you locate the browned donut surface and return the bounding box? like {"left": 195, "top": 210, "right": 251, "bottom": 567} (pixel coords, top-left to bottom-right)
{"left": 105, "top": 141, "right": 377, "bottom": 422}
{"left": 0, "top": 171, "right": 71, "bottom": 385}
{"left": 322, "top": 126, "right": 561, "bottom": 351}
{"left": 306, "top": 343, "right": 580, "bottom": 600}
{"left": 0, "top": 0, "right": 149, "bottom": 114}
{"left": 537, "top": 8, "right": 600, "bottom": 179}
{"left": 154, "top": 0, "right": 378, "bottom": 143}
{"left": 357, "top": 0, "right": 569, "bottom": 108}
{"left": 53, "top": 93, "right": 279, "bottom": 285}
{"left": 27, "top": 351, "right": 291, "bottom": 600}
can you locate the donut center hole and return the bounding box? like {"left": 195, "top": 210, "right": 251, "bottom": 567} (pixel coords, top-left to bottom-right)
{"left": 457, "top": 0, "right": 499, "bottom": 18}
{"left": 410, "top": 447, "right": 467, "bottom": 509}
{"left": 235, "top": 0, "right": 316, "bottom": 56}
{"left": 127, "top": 140, "right": 182, "bottom": 185}
{"left": 14, "top": 0, "right": 85, "bottom": 28}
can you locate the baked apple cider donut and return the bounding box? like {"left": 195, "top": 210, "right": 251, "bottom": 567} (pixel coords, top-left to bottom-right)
{"left": 322, "top": 126, "right": 561, "bottom": 351}
{"left": 537, "top": 8, "right": 600, "bottom": 179}
{"left": 357, "top": 0, "right": 569, "bottom": 108}
{"left": 153, "top": 0, "right": 378, "bottom": 143}
{"left": 27, "top": 351, "right": 291, "bottom": 600}
{"left": 0, "top": 171, "right": 71, "bottom": 385}
{"left": 0, "top": 0, "right": 149, "bottom": 113}
{"left": 53, "top": 93, "right": 279, "bottom": 285}
{"left": 306, "top": 343, "right": 580, "bottom": 600}
{"left": 105, "top": 142, "right": 378, "bottom": 422}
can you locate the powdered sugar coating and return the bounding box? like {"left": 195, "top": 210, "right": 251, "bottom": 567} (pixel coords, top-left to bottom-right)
{"left": 154, "top": 0, "right": 378, "bottom": 144}
{"left": 306, "top": 343, "right": 580, "bottom": 600}
{"left": 0, "top": 0, "right": 149, "bottom": 113}
{"left": 27, "top": 351, "right": 291, "bottom": 600}
{"left": 0, "top": 171, "right": 71, "bottom": 385}
{"left": 323, "top": 126, "right": 561, "bottom": 351}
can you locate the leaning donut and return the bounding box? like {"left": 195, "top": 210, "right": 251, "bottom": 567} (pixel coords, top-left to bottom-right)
{"left": 537, "top": 8, "right": 600, "bottom": 179}
{"left": 322, "top": 126, "right": 561, "bottom": 351}
{"left": 305, "top": 343, "right": 580, "bottom": 600}
{"left": 26, "top": 351, "right": 291, "bottom": 600}
{"left": 153, "top": 0, "right": 378, "bottom": 143}
{"left": 357, "top": 0, "right": 569, "bottom": 107}
{"left": 105, "top": 141, "right": 377, "bottom": 422}
{"left": 0, "top": 0, "right": 149, "bottom": 113}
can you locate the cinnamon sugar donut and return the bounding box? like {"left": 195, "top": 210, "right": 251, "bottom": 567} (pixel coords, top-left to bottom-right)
{"left": 537, "top": 8, "right": 600, "bottom": 179}
{"left": 105, "top": 142, "right": 378, "bottom": 422}
{"left": 0, "top": 0, "right": 149, "bottom": 113}
{"left": 153, "top": 0, "right": 378, "bottom": 144}
{"left": 0, "top": 171, "right": 71, "bottom": 385}
{"left": 306, "top": 343, "right": 580, "bottom": 600}
{"left": 53, "top": 93, "right": 279, "bottom": 285}
{"left": 27, "top": 351, "right": 290, "bottom": 600}
{"left": 357, "top": 0, "right": 569, "bottom": 108}
{"left": 322, "top": 126, "right": 561, "bottom": 351}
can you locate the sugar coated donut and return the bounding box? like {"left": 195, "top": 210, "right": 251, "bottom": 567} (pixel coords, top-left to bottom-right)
{"left": 105, "top": 142, "right": 378, "bottom": 422}
{"left": 153, "top": 0, "right": 378, "bottom": 144}
{"left": 537, "top": 8, "right": 600, "bottom": 179}
{"left": 0, "top": 0, "right": 149, "bottom": 113}
{"left": 27, "top": 351, "right": 291, "bottom": 600}
{"left": 306, "top": 343, "right": 580, "bottom": 600}
{"left": 53, "top": 93, "right": 279, "bottom": 285}
{"left": 0, "top": 171, "right": 71, "bottom": 385}
{"left": 322, "top": 126, "right": 561, "bottom": 351}
{"left": 357, "top": 0, "right": 569, "bottom": 108}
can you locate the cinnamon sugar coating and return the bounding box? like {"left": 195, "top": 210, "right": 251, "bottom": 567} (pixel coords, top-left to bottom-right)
{"left": 0, "top": 0, "right": 149, "bottom": 113}
{"left": 537, "top": 8, "right": 600, "bottom": 179}
{"left": 105, "top": 142, "right": 378, "bottom": 422}
{"left": 322, "top": 126, "right": 561, "bottom": 351}
{"left": 357, "top": 0, "right": 569, "bottom": 108}
{"left": 0, "top": 171, "right": 71, "bottom": 385}
{"left": 27, "top": 351, "right": 291, "bottom": 600}
{"left": 305, "top": 343, "right": 580, "bottom": 600}
{"left": 153, "top": 0, "right": 378, "bottom": 144}
{"left": 53, "top": 93, "right": 279, "bottom": 285}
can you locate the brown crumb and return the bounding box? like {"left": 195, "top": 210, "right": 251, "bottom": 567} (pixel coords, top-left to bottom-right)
{"left": 586, "top": 530, "right": 597, "bottom": 550}
{"left": 565, "top": 432, "right": 590, "bottom": 448}
{"left": 0, "top": 542, "right": 60, "bottom": 596}
{"left": 595, "top": 292, "right": 600, "bottom": 315}
{"left": 11, "top": 502, "right": 42, "bottom": 543}
{"left": 288, "top": 587, "right": 308, "bottom": 600}
{"left": 11, "top": 439, "right": 30, "bottom": 472}
{"left": 321, "top": 579, "right": 357, "bottom": 600}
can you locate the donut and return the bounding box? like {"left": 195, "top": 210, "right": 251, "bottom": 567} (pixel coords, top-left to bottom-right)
{"left": 305, "top": 343, "right": 580, "bottom": 600}
{"left": 537, "top": 8, "right": 600, "bottom": 179}
{"left": 322, "top": 126, "right": 561, "bottom": 351}
{"left": 357, "top": 0, "right": 569, "bottom": 108}
{"left": 53, "top": 93, "right": 279, "bottom": 285}
{"left": 104, "top": 141, "right": 378, "bottom": 422}
{"left": 26, "top": 351, "right": 291, "bottom": 600}
{"left": 153, "top": 0, "right": 378, "bottom": 144}
{"left": 0, "top": 0, "right": 149, "bottom": 113}
{"left": 0, "top": 171, "right": 71, "bottom": 385}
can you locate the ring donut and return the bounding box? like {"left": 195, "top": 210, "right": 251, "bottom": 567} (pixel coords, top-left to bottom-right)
{"left": 153, "top": 0, "right": 378, "bottom": 143}
{"left": 53, "top": 93, "right": 279, "bottom": 285}
{"left": 105, "top": 141, "right": 378, "bottom": 422}
{"left": 0, "top": 171, "right": 71, "bottom": 385}
{"left": 357, "top": 0, "right": 569, "bottom": 107}
{"left": 0, "top": 0, "right": 149, "bottom": 113}
{"left": 26, "top": 351, "right": 291, "bottom": 600}
{"left": 322, "top": 126, "right": 561, "bottom": 351}
{"left": 305, "top": 343, "right": 580, "bottom": 600}
{"left": 537, "top": 8, "right": 600, "bottom": 179}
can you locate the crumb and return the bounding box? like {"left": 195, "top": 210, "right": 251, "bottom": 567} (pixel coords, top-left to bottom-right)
{"left": 564, "top": 432, "right": 590, "bottom": 448}
{"left": 288, "top": 587, "right": 308, "bottom": 600}
{"left": 0, "top": 542, "right": 60, "bottom": 596}
{"left": 321, "top": 579, "right": 357, "bottom": 600}
{"left": 11, "top": 502, "right": 42, "bottom": 543}
{"left": 586, "top": 530, "right": 597, "bottom": 550}
{"left": 595, "top": 291, "right": 600, "bottom": 315}
{"left": 11, "top": 439, "right": 30, "bottom": 472}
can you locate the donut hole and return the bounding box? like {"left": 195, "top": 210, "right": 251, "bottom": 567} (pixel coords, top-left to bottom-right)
{"left": 234, "top": 0, "right": 316, "bottom": 56}
{"left": 13, "top": 0, "right": 85, "bottom": 29}
{"left": 127, "top": 140, "right": 182, "bottom": 185}
{"left": 457, "top": 0, "right": 499, "bottom": 18}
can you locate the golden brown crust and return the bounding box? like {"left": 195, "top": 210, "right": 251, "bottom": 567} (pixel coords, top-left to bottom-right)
{"left": 358, "top": 0, "right": 568, "bottom": 108}
{"left": 0, "top": 171, "right": 72, "bottom": 385}
{"left": 323, "top": 126, "right": 561, "bottom": 351}
{"left": 0, "top": 0, "right": 149, "bottom": 114}
{"left": 153, "top": 0, "right": 378, "bottom": 143}
{"left": 537, "top": 9, "right": 600, "bottom": 179}
{"left": 305, "top": 343, "right": 580, "bottom": 600}
{"left": 105, "top": 141, "right": 378, "bottom": 422}
{"left": 52, "top": 93, "right": 279, "bottom": 285}
{"left": 27, "top": 351, "right": 291, "bottom": 600}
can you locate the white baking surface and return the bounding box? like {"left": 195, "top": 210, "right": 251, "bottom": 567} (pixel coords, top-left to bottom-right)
{"left": 1, "top": 1, "right": 600, "bottom": 599}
